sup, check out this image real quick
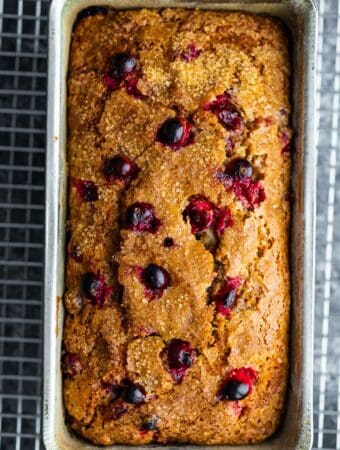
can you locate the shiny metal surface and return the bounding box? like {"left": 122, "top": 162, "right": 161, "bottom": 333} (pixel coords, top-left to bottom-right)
{"left": 43, "top": 1, "right": 317, "bottom": 448}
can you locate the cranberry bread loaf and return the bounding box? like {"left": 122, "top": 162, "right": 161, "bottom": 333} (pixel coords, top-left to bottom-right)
{"left": 63, "top": 8, "right": 291, "bottom": 445}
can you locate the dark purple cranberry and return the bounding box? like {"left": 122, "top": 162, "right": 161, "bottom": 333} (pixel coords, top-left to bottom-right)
{"left": 167, "top": 339, "right": 195, "bottom": 369}
{"left": 109, "top": 52, "right": 137, "bottom": 80}
{"left": 217, "top": 105, "right": 243, "bottom": 131}
{"left": 218, "top": 379, "right": 250, "bottom": 400}
{"left": 62, "top": 352, "right": 82, "bottom": 378}
{"left": 183, "top": 196, "right": 214, "bottom": 234}
{"left": 125, "top": 203, "right": 161, "bottom": 233}
{"left": 142, "top": 416, "right": 159, "bottom": 431}
{"left": 102, "top": 155, "right": 139, "bottom": 183}
{"left": 166, "top": 339, "right": 196, "bottom": 383}
{"left": 163, "top": 237, "right": 174, "bottom": 248}
{"left": 156, "top": 117, "right": 193, "bottom": 150}
{"left": 121, "top": 379, "right": 146, "bottom": 405}
{"left": 214, "top": 277, "right": 241, "bottom": 317}
{"left": 233, "top": 159, "right": 253, "bottom": 179}
{"left": 74, "top": 179, "right": 98, "bottom": 202}
{"left": 142, "top": 264, "right": 171, "bottom": 291}
{"left": 81, "top": 272, "right": 111, "bottom": 307}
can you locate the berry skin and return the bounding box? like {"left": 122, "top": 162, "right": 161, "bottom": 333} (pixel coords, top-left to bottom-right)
{"left": 180, "top": 43, "right": 201, "bottom": 62}
{"left": 166, "top": 339, "right": 196, "bottom": 384}
{"left": 204, "top": 93, "right": 243, "bottom": 131}
{"left": 102, "top": 155, "right": 139, "bottom": 183}
{"left": 142, "top": 264, "right": 171, "bottom": 291}
{"left": 217, "top": 367, "right": 257, "bottom": 401}
{"left": 81, "top": 272, "right": 111, "bottom": 307}
{"left": 121, "top": 379, "right": 146, "bottom": 405}
{"left": 233, "top": 158, "right": 253, "bottom": 179}
{"left": 62, "top": 352, "right": 82, "bottom": 378}
{"left": 125, "top": 203, "right": 161, "bottom": 233}
{"left": 214, "top": 277, "right": 242, "bottom": 317}
{"left": 73, "top": 179, "right": 98, "bottom": 202}
{"left": 156, "top": 117, "right": 193, "bottom": 150}
{"left": 183, "top": 196, "right": 214, "bottom": 234}
{"left": 109, "top": 52, "right": 137, "bottom": 80}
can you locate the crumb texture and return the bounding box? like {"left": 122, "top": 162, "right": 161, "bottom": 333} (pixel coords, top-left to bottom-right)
{"left": 63, "top": 8, "right": 291, "bottom": 445}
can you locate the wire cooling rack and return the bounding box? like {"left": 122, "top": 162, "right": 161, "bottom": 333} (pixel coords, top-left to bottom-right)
{"left": 0, "top": 0, "right": 338, "bottom": 449}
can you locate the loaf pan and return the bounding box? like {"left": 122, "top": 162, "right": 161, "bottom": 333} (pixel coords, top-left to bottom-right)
{"left": 43, "top": 0, "right": 317, "bottom": 448}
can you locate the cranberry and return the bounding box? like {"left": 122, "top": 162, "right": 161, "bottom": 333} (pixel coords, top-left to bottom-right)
{"left": 109, "top": 52, "right": 137, "bottom": 80}
{"left": 73, "top": 179, "right": 98, "bottom": 202}
{"left": 124, "top": 77, "right": 147, "bottom": 99}
{"left": 217, "top": 367, "right": 257, "bottom": 401}
{"left": 183, "top": 196, "right": 214, "bottom": 234}
{"left": 156, "top": 117, "right": 193, "bottom": 150}
{"left": 125, "top": 202, "right": 161, "bottom": 233}
{"left": 183, "top": 195, "right": 232, "bottom": 236}
{"left": 163, "top": 237, "right": 174, "bottom": 247}
{"left": 102, "top": 155, "right": 139, "bottom": 183}
{"left": 142, "top": 416, "right": 158, "bottom": 431}
{"left": 214, "top": 277, "right": 241, "bottom": 317}
{"left": 180, "top": 43, "right": 201, "bottom": 62}
{"left": 121, "top": 379, "right": 146, "bottom": 405}
{"left": 165, "top": 339, "right": 196, "bottom": 383}
{"left": 233, "top": 159, "right": 253, "bottom": 179}
{"left": 142, "top": 264, "right": 171, "bottom": 291}
{"left": 81, "top": 272, "right": 111, "bottom": 307}
{"left": 225, "top": 137, "right": 235, "bottom": 157}
{"left": 62, "top": 352, "right": 82, "bottom": 378}
{"left": 204, "top": 93, "right": 243, "bottom": 132}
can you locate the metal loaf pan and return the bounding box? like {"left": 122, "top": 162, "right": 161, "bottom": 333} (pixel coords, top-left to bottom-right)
{"left": 43, "top": 0, "right": 317, "bottom": 448}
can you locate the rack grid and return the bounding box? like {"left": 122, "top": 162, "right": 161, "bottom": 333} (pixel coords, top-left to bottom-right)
{"left": 0, "top": 0, "right": 339, "bottom": 449}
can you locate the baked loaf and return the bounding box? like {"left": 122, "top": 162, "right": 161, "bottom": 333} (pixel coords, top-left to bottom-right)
{"left": 63, "top": 7, "right": 291, "bottom": 445}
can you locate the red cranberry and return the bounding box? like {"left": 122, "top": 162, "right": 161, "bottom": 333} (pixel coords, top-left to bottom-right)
{"left": 163, "top": 237, "right": 174, "bottom": 247}
{"left": 102, "top": 155, "right": 139, "bottom": 183}
{"left": 217, "top": 367, "right": 257, "bottom": 401}
{"left": 214, "top": 277, "right": 241, "bottom": 317}
{"left": 183, "top": 196, "right": 214, "bottom": 234}
{"left": 180, "top": 43, "right": 201, "bottom": 62}
{"left": 121, "top": 379, "right": 146, "bottom": 405}
{"left": 204, "top": 93, "right": 243, "bottom": 132}
{"left": 109, "top": 52, "right": 137, "bottom": 80}
{"left": 156, "top": 117, "right": 193, "bottom": 150}
{"left": 125, "top": 202, "right": 161, "bottom": 233}
{"left": 166, "top": 339, "right": 196, "bottom": 384}
{"left": 233, "top": 159, "right": 253, "bottom": 179}
{"left": 73, "top": 179, "right": 98, "bottom": 202}
{"left": 81, "top": 272, "right": 111, "bottom": 307}
{"left": 214, "top": 207, "right": 233, "bottom": 236}
{"left": 62, "top": 352, "right": 82, "bottom": 378}
{"left": 142, "top": 264, "right": 171, "bottom": 291}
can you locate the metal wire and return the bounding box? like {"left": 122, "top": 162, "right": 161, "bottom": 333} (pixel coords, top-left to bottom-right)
{"left": 0, "top": 0, "right": 339, "bottom": 449}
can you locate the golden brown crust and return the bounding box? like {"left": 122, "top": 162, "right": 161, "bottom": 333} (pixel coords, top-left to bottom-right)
{"left": 63, "top": 8, "right": 291, "bottom": 445}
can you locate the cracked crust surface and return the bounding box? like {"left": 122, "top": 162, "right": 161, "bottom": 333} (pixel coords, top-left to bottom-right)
{"left": 63, "top": 8, "right": 291, "bottom": 445}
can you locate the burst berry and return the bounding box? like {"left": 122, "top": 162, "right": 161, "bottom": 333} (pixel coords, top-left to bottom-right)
{"left": 102, "top": 155, "right": 139, "bottom": 183}
{"left": 73, "top": 179, "right": 98, "bottom": 202}
{"left": 81, "top": 272, "right": 111, "bottom": 307}
{"left": 233, "top": 158, "right": 253, "bottom": 179}
{"left": 121, "top": 379, "right": 146, "bottom": 405}
{"left": 218, "top": 367, "right": 257, "bottom": 401}
{"left": 166, "top": 339, "right": 196, "bottom": 384}
{"left": 183, "top": 196, "right": 214, "bottom": 234}
{"left": 204, "top": 93, "right": 243, "bottom": 131}
{"left": 214, "top": 277, "right": 242, "bottom": 317}
{"left": 180, "top": 43, "right": 201, "bottom": 62}
{"left": 62, "top": 352, "right": 82, "bottom": 378}
{"left": 125, "top": 202, "right": 161, "bottom": 233}
{"left": 156, "top": 117, "right": 193, "bottom": 150}
{"left": 109, "top": 52, "right": 137, "bottom": 80}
